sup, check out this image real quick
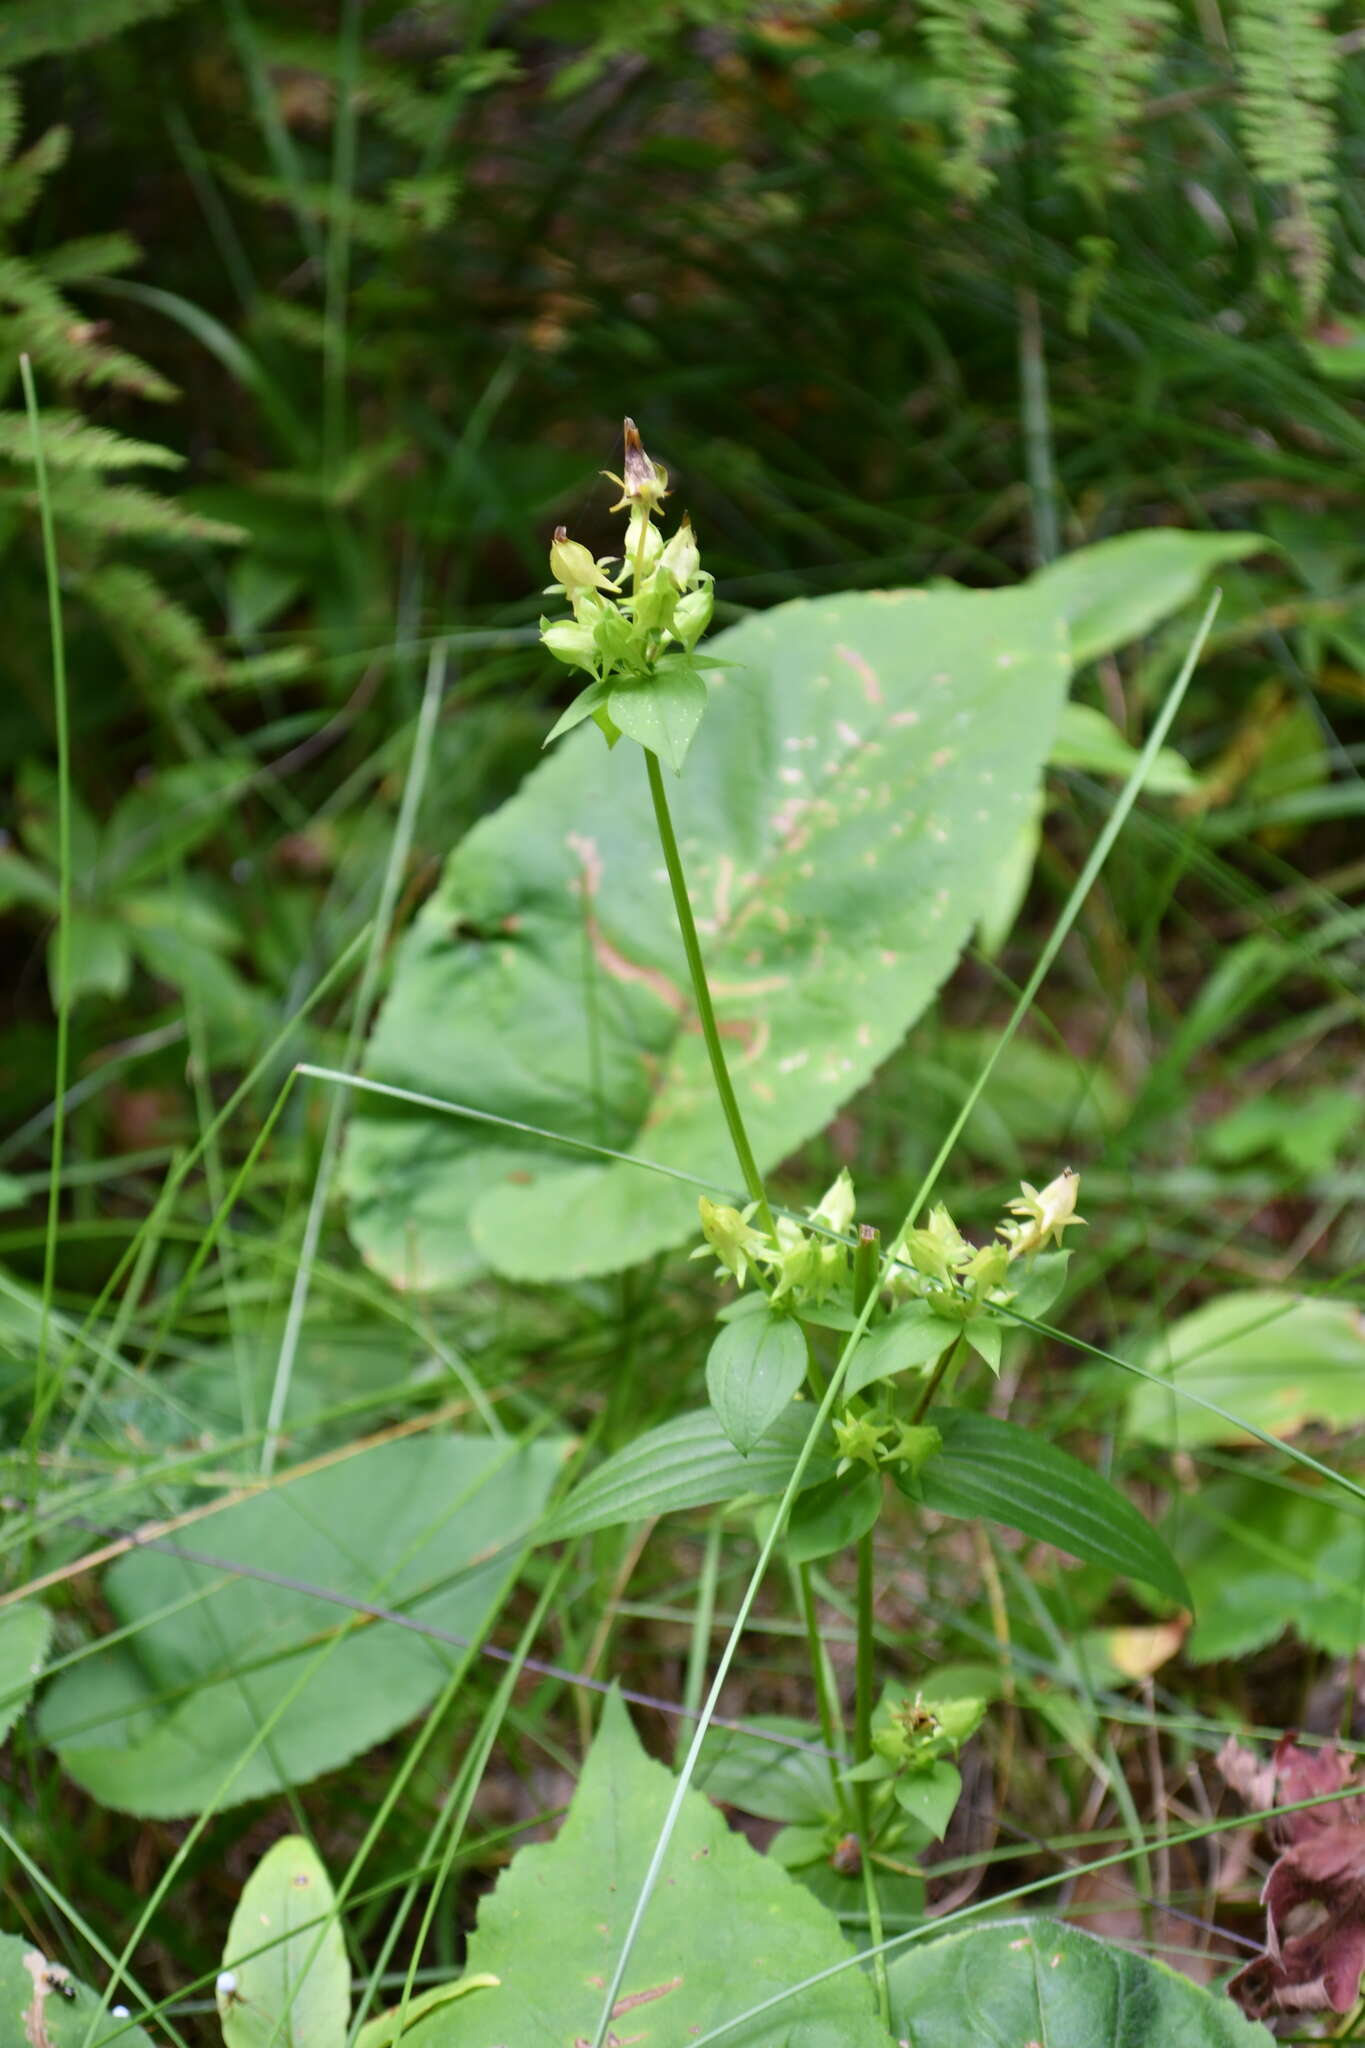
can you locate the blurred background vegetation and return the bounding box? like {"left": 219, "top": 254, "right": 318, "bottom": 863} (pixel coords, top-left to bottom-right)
{"left": 3, "top": 0, "right": 1365, "bottom": 2029}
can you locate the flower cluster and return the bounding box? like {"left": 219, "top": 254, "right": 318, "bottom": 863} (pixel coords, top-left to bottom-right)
{"left": 870, "top": 1691, "right": 985, "bottom": 1772}
{"left": 692, "top": 1168, "right": 856, "bottom": 1304}
{"left": 539, "top": 419, "right": 714, "bottom": 706}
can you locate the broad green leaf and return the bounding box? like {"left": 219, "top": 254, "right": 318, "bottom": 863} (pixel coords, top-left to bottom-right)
{"left": 0, "top": 1933, "right": 156, "bottom": 2048}
{"left": 0, "top": 1601, "right": 52, "bottom": 1745}
{"left": 893, "top": 1758, "right": 960, "bottom": 1839}
{"left": 220, "top": 1836, "right": 348, "bottom": 2048}
{"left": 888, "top": 1917, "right": 1272, "bottom": 2044}
{"left": 706, "top": 1306, "right": 808, "bottom": 1453}
{"left": 0, "top": 847, "right": 57, "bottom": 913}
{"left": 344, "top": 583, "right": 1070, "bottom": 1287}
{"left": 542, "top": 1405, "right": 832, "bottom": 1541}
{"left": 1126, "top": 1290, "right": 1365, "bottom": 1448}
{"left": 695, "top": 1716, "right": 838, "bottom": 1824}
{"left": 1205, "top": 1089, "right": 1359, "bottom": 1176}
{"left": 786, "top": 1465, "right": 882, "bottom": 1564}
{"left": 354, "top": 1978, "right": 500, "bottom": 2048}
{"left": 1174, "top": 1475, "right": 1365, "bottom": 1663}
{"left": 1033, "top": 529, "right": 1263, "bottom": 665}
{"left": 38, "top": 1435, "right": 566, "bottom": 1816}
{"left": 400, "top": 1688, "right": 887, "bottom": 2047}
{"left": 908, "top": 1408, "right": 1189, "bottom": 1607}
{"left": 48, "top": 912, "right": 131, "bottom": 1006}
{"left": 1050, "top": 700, "right": 1196, "bottom": 794}
{"left": 607, "top": 661, "right": 707, "bottom": 773}
{"left": 844, "top": 1302, "right": 948, "bottom": 1398}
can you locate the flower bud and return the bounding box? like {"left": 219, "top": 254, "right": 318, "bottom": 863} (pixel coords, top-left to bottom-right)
{"left": 604, "top": 416, "right": 670, "bottom": 514}
{"left": 670, "top": 583, "right": 713, "bottom": 650}
{"left": 659, "top": 513, "right": 701, "bottom": 589}
{"left": 548, "top": 526, "right": 619, "bottom": 609}
{"left": 540, "top": 616, "right": 599, "bottom": 673}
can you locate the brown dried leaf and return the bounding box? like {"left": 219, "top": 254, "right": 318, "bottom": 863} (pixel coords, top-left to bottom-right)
{"left": 1220, "top": 1734, "right": 1365, "bottom": 2018}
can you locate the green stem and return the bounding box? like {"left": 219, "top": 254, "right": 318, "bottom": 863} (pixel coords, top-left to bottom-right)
{"left": 20, "top": 355, "right": 71, "bottom": 1481}
{"left": 852, "top": 1224, "right": 880, "bottom": 1313}
{"left": 909, "top": 1330, "right": 969, "bottom": 1426}
{"left": 796, "top": 1562, "right": 850, "bottom": 1825}
{"left": 644, "top": 749, "right": 775, "bottom": 1236}
{"left": 855, "top": 1529, "right": 889, "bottom": 2024}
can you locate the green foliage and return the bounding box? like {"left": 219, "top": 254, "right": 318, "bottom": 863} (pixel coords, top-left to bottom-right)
{"left": 705, "top": 1304, "right": 808, "bottom": 1454}
{"left": 400, "top": 1689, "right": 889, "bottom": 2047}
{"left": 0, "top": 1599, "right": 50, "bottom": 1742}
{"left": 0, "top": 1933, "right": 156, "bottom": 2047}
{"left": 887, "top": 1918, "right": 1274, "bottom": 2043}
{"left": 344, "top": 580, "right": 1072, "bottom": 1289}
{"left": 542, "top": 1406, "right": 833, "bottom": 1541}
{"left": 1127, "top": 1290, "right": 1365, "bottom": 1448}
{"left": 910, "top": 1407, "right": 1190, "bottom": 1606}
{"left": 218, "top": 1836, "right": 348, "bottom": 2048}
{"left": 0, "top": 0, "right": 197, "bottom": 66}
{"left": 38, "top": 1435, "right": 567, "bottom": 1814}
{"left": 1031, "top": 530, "right": 1265, "bottom": 667}
{"left": 1176, "top": 1475, "right": 1365, "bottom": 1662}
{"left": 1235, "top": 0, "right": 1341, "bottom": 319}
{"left": 919, "top": 0, "right": 1031, "bottom": 201}
{"left": 1058, "top": 0, "right": 1178, "bottom": 205}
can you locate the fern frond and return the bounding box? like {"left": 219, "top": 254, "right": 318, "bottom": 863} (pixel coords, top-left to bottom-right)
{"left": 1235, "top": 0, "right": 1340, "bottom": 318}
{"left": 3, "top": 475, "right": 244, "bottom": 544}
{"left": 34, "top": 232, "right": 142, "bottom": 285}
{"left": 79, "top": 563, "right": 225, "bottom": 695}
{"left": 1059, "top": 0, "right": 1178, "bottom": 206}
{"left": 920, "top": 0, "right": 1031, "bottom": 202}
{"left": 0, "top": 78, "right": 20, "bottom": 174}
{"left": 0, "top": 0, "right": 197, "bottom": 66}
{"left": 0, "top": 410, "right": 183, "bottom": 470}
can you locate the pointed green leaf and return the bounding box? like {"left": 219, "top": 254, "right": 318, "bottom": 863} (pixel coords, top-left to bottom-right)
{"left": 888, "top": 1917, "right": 1273, "bottom": 2045}
{"left": 0, "top": 1601, "right": 52, "bottom": 1745}
{"left": 892, "top": 1758, "right": 961, "bottom": 1839}
{"left": 844, "top": 1302, "right": 948, "bottom": 1398}
{"left": 399, "top": 1690, "right": 887, "bottom": 2047}
{"left": 1034, "top": 529, "right": 1263, "bottom": 665}
{"left": 0, "top": 1933, "right": 156, "bottom": 2048}
{"left": 542, "top": 1404, "right": 832, "bottom": 1541}
{"left": 706, "top": 1306, "right": 808, "bottom": 1453}
{"left": 695, "top": 1716, "right": 837, "bottom": 1825}
{"left": 1050, "top": 701, "right": 1195, "bottom": 794}
{"left": 48, "top": 913, "right": 131, "bottom": 1006}
{"left": 220, "top": 1836, "right": 348, "bottom": 2048}
{"left": 786, "top": 1465, "right": 882, "bottom": 1565}
{"left": 909, "top": 1408, "right": 1189, "bottom": 1607}
{"left": 354, "top": 1978, "right": 500, "bottom": 2048}
{"left": 607, "top": 660, "right": 707, "bottom": 773}
{"left": 344, "top": 583, "right": 1070, "bottom": 1287}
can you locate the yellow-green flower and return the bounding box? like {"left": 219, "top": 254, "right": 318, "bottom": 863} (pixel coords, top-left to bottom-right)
{"left": 1000, "top": 1168, "right": 1086, "bottom": 1260}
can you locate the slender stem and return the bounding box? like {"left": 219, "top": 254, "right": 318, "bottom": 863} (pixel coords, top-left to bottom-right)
{"left": 909, "top": 1331, "right": 969, "bottom": 1426}
{"left": 854, "top": 1528, "right": 889, "bottom": 2024}
{"left": 644, "top": 749, "right": 775, "bottom": 1235}
{"left": 20, "top": 355, "right": 71, "bottom": 1475}
{"left": 852, "top": 1224, "right": 880, "bottom": 1313}
{"left": 796, "top": 1563, "right": 850, "bottom": 1824}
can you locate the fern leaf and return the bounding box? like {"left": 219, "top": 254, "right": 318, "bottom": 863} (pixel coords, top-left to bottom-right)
{"left": 4, "top": 475, "right": 244, "bottom": 544}
{"left": 0, "top": 410, "right": 183, "bottom": 470}
{"left": 79, "top": 564, "right": 225, "bottom": 695}
{"left": 1059, "top": 0, "right": 1178, "bottom": 205}
{"left": 0, "top": 0, "right": 198, "bottom": 66}
{"left": 1235, "top": 0, "right": 1341, "bottom": 318}
{"left": 920, "top": 0, "right": 1031, "bottom": 201}
{"left": 34, "top": 232, "right": 142, "bottom": 285}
